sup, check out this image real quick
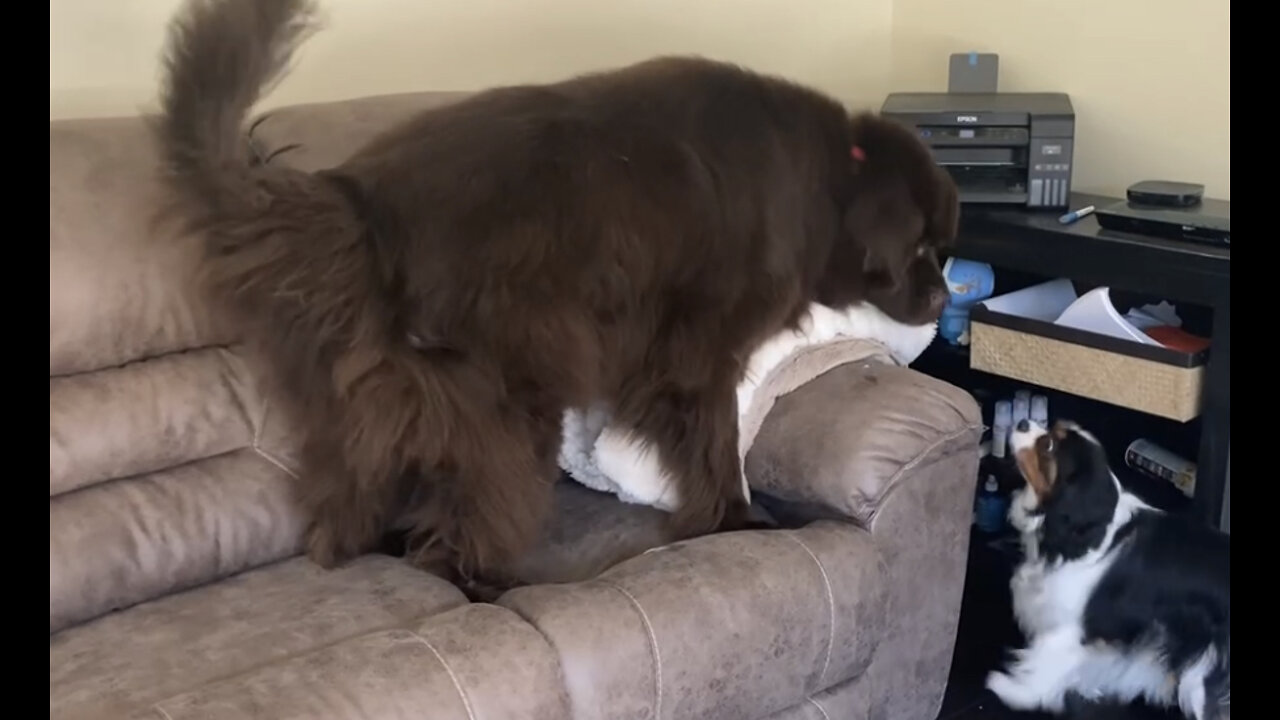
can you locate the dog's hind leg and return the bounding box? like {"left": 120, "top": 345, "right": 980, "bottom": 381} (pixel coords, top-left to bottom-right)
{"left": 300, "top": 347, "right": 482, "bottom": 570}
{"left": 403, "top": 392, "right": 562, "bottom": 597}
{"left": 300, "top": 425, "right": 404, "bottom": 568}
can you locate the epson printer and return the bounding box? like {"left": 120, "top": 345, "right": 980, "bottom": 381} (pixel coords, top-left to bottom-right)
{"left": 881, "top": 92, "right": 1076, "bottom": 208}
{"left": 879, "top": 54, "right": 1075, "bottom": 208}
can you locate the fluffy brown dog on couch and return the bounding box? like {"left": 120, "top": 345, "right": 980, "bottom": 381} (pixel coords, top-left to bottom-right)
{"left": 155, "top": 0, "right": 958, "bottom": 596}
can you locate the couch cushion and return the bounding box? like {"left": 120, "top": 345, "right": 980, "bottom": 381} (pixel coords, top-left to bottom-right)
{"left": 51, "top": 347, "right": 266, "bottom": 497}
{"left": 50, "top": 447, "right": 305, "bottom": 633}
{"left": 134, "top": 603, "right": 570, "bottom": 720}
{"left": 50, "top": 555, "right": 467, "bottom": 720}
{"left": 759, "top": 674, "right": 873, "bottom": 720}
{"left": 508, "top": 479, "right": 674, "bottom": 586}
{"left": 50, "top": 117, "right": 231, "bottom": 378}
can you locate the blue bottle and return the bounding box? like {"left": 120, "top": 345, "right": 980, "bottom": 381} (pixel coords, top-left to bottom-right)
{"left": 975, "top": 474, "right": 1008, "bottom": 534}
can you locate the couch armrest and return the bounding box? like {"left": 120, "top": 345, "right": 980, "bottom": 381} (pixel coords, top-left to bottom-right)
{"left": 500, "top": 521, "right": 890, "bottom": 720}
{"left": 746, "top": 361, "right": 982, "bottom": 719}
{"left": 746, "top": 360, "right": 981, "bottom": 528}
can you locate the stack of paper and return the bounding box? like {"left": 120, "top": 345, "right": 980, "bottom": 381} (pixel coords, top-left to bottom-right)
{"left": 982, "top": 279, "right": 1199, "bottom": 350}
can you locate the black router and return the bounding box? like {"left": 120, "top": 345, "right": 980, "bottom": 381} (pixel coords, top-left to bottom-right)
{"left": 1095, "top": 180, "right": 1229, "bottom": 248}
{"left": 1125, "top": 180, "right": 1205, "bottom": 208}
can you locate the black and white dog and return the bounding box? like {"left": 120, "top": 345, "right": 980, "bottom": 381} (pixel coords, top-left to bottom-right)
{"left": 985, "top": 419, "right": 1230, "bottom": 719}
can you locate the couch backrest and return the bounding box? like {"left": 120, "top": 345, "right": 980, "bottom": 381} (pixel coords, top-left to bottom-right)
{"left": 49, "top": 92, "right": 465, "bottom": 634}
{"left": 49, "top": 115, "right": 304, "bottom": 634}
{"left": 247, "top": 91, "right": 465, "bottom": 172}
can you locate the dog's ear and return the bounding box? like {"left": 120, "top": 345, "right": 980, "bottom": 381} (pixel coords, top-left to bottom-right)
{"left": 1039, "top": 483, "right": 1116, "bottom": 563}
{"left": 1013, "top": 435, "right": 1055, "bottom": 501}
{"left": 1037, "top": 436, "right": 1119, "bottom": 562}
{"left": 842, "top": 165, "right": 923, "bottom": 292}
{"left": 844, "top": 114, "right": 956, "bottom": 291}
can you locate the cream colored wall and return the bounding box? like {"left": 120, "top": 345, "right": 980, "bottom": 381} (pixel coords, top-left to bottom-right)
{"left": 890, "top": 0, "right": 1230, "bottom": 199}
{"left": 49, "top": 0, "right": 892, "bottom": 119}
{"left": 50, "top": 0, "right": 1229, "bottom": 198}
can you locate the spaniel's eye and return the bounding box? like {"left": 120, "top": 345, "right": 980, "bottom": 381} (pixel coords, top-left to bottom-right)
{"left": 916, "top": 245, "right": 927, "bottom": 258}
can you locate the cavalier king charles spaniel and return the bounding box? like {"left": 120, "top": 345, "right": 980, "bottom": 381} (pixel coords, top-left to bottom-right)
{"left": 986, "top": 419, "right": 1229, "bottom": 719}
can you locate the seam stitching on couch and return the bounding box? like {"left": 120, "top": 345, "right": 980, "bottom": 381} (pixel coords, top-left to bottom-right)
{"left": 599, "top": 579, "right": 663, "bottom": 718}
{"left": 251, "top": 400, "right": 298, "bottom": 478}
{"left": 784, "top": 532, "right": 834, "bottom": 688}
{"left": 252, "top": 445, "right": 298, "bottom": 478}
{"left": 807, "top": 696, "right": 832, "bottom": 720}
{"left": 49, "top": 342, "right": 231, "bottom": 381}
{"left": 249, "top": 387, "right": 267, "bottom": 447}
{"left": 490, "top": 602, "right": 576, "bottom": 710}
{"left": 866, "top": 422, "right": 982, "bottom": 525}
{"left": 408, "top": 629, "right": 477, "bottom": 720}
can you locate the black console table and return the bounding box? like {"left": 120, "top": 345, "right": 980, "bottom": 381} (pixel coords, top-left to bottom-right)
{"left": 951, "top": 192, "right": 1230, "bottom": 530}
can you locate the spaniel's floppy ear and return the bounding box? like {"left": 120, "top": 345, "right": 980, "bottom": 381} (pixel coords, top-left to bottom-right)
{"left": 1036, "top": 432, "right": 1120, "bottom": 563}
{"left": 1013, "top": 435, "right": 1055, "bottom": 501}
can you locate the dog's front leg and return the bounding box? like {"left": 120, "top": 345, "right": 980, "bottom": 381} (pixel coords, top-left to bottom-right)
{"left": 612, "top": 373, "right": 753, "bottom": 538}
{"left": 986, "top": 625, "right": 1089, "bottom": 714}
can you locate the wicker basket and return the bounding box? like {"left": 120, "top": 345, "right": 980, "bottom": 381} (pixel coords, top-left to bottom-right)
{"left": 969, "top": 310, "right": 1205, "bottom": 423}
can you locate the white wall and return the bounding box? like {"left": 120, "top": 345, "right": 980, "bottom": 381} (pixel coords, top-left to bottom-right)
{"left": 890, "top": 0, "right": 1230, "bottom": 198}
{"left": 49, "top": 0, "right": 893, "bottom": 118}
{"left": 50, "top": 0, "right": 1228, "bottom": 198}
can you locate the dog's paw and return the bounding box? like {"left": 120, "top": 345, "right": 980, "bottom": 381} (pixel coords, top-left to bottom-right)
{"left": 986, "top": 671, "right": 1033, "bottom": 710}
{"left": 459, "top": 575, "right": 525, "bottom": 603}
{"left": 305, "top": 520, "right": 357, "bottom": 569}
{"left": 404, "top": 537, "right": 458, "bottom": 581}
{"left": 595, "top": 429, "right": 680, "bottom": 511}
{"left": 708, "top": 497, "right": 758, "bottom": 534}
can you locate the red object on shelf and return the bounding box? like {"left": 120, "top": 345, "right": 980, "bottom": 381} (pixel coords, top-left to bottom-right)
{"left": 1143, "top": 325, "right": 1211, "bottom": 353}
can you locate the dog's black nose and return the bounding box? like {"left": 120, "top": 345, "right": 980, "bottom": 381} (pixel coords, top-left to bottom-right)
{"left": 1016, "top": 419, "right": 1030, "bottom": 432}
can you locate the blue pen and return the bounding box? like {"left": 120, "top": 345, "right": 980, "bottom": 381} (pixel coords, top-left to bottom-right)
{"left": 1058, "top": 205, "right": 1096, "bottom": 225}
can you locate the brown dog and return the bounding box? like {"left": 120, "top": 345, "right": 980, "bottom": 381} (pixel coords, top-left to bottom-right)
{"left": 155, "top": 0, "right": 957, "bottom": 594}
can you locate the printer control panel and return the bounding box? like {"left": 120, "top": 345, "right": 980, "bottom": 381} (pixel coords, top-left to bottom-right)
{"left": 919, "top": 127, "right": 1028, "bottom": 146}
{"left": 1027, "top": 138, "right": 1074, "bottom": 208}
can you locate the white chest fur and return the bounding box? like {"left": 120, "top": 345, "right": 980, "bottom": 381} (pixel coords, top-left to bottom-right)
{"left": 1009, "top": 480, "right": 1157, "bottom": 640}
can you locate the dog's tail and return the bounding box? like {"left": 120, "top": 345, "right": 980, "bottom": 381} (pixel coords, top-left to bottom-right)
{"left": 155, "top": 0, "right": 482, "bottom": 561}
{"left": 157, "top": 0, "right": 319, "bottom": 204}
{"left": 154, "top": 0, "right": 391, "bottom": 405}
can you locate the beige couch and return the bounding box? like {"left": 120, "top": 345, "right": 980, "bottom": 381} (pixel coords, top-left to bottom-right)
{"left": 49, "top": 92, "right": 982, "bottom": 720}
